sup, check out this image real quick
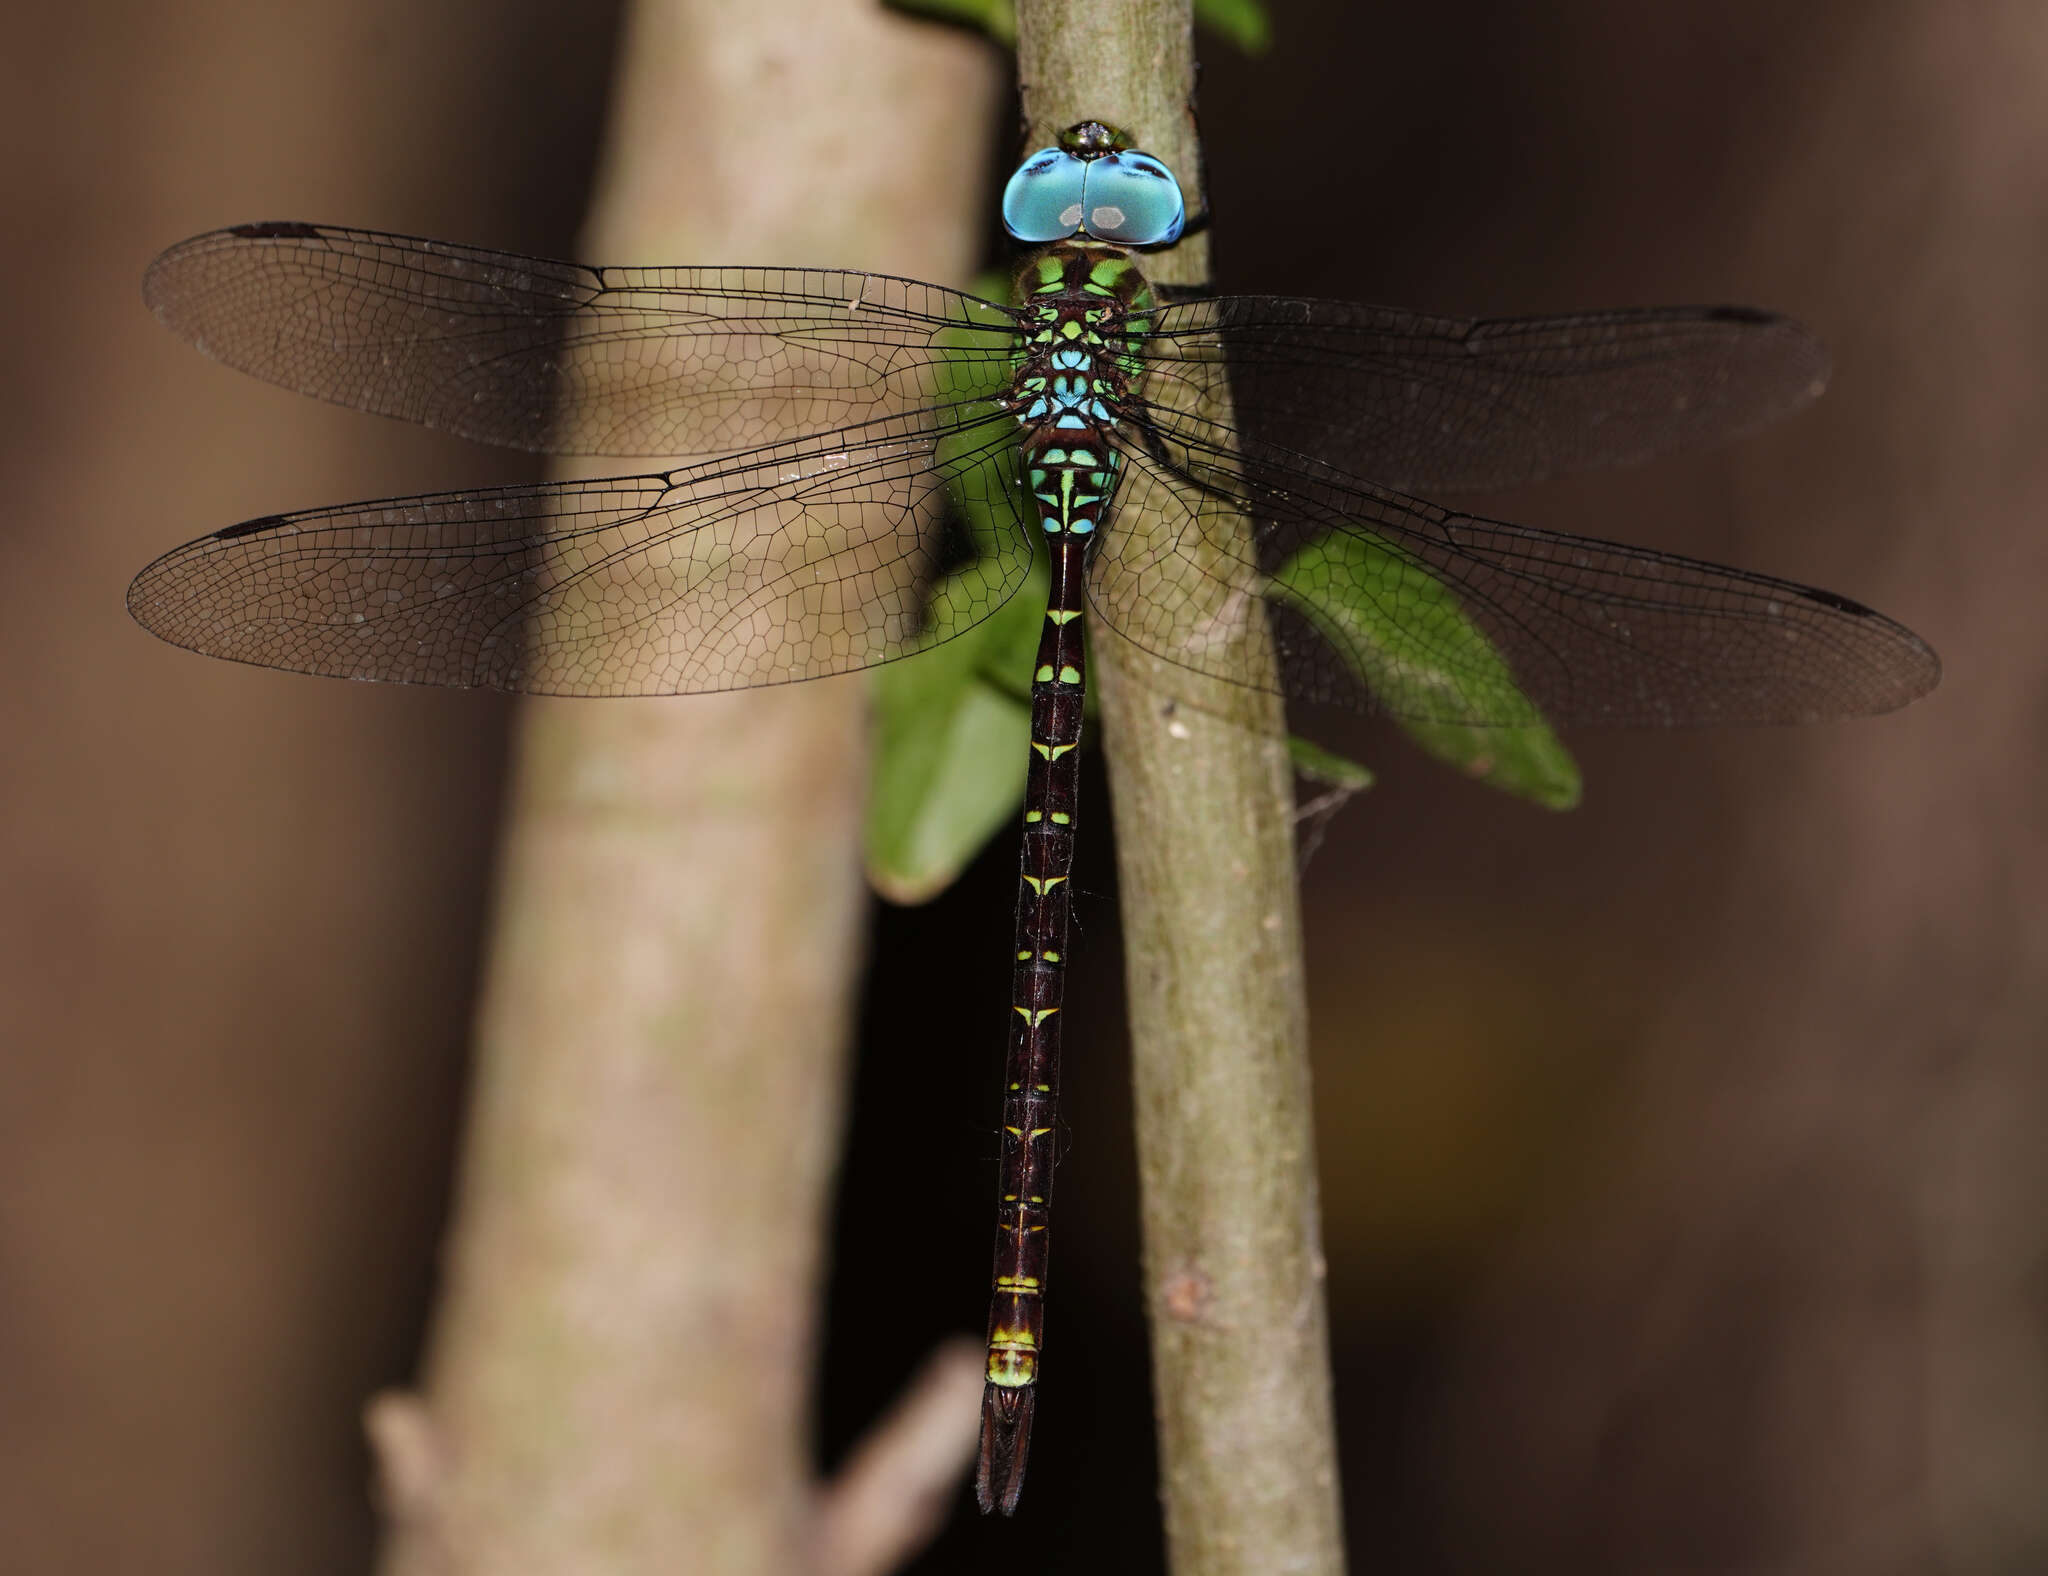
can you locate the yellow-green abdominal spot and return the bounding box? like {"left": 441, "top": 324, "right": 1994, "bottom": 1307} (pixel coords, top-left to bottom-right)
{"left": 988, "top": 1350, "right": 1037, "bottom": 1386}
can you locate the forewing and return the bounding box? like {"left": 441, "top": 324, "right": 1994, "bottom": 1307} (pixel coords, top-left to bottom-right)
{"left": 128, "top": 411, "right": 1033, "bottom": 697}
{"left": 144, "top": 224, "right": 1018, "bottom": 458}
{"left": 1143, "top": 296, "right": 1829, "bottom": 494}
{"left": 1092, "top": 424, "right": 1939, "bottom": 728}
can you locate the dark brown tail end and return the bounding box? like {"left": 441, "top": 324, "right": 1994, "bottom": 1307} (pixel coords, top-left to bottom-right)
{"left": 975, "top": 1384, "right": 1035, "bottom": 1515}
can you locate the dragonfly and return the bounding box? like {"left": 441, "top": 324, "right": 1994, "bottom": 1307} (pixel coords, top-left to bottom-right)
{"left": 129, "top": 120, "right": 1939, "bottom": 1516}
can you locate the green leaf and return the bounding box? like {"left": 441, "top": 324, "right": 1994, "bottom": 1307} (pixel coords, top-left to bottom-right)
{"left": 880, "top": 0, "right": 1015, "bottom": 44}
{"left": 884, "top": 0, "right": 1016, "bottom": 45}
{"left": 1396, "top": 715, "right": 1581, "bottom": 809}
{"left": 866, "top": 595, "right": 1037, "bottom": 903}
{"left": 866, "top": 269, "right": 1039, "bottom": 902}
{"left": 866, "top": 548, "right": 1047, "bottom": 902}
{"left": 1270, "top": 532, "right": 1582, "bottom": 810}
{"left": 1287, "top": 736, "right": 1373, "bottom": 792}
{"left": 1197, "top": 0, "right": 1271, "bottom": 54}
{"left": 886, "top": 0, "right": 1266, "bottom": 54}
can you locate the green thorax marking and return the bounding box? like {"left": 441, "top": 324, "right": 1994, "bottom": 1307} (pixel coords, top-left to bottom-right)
{"left": 1009, "top": 242, "right": 1157, "bottom": 539}
{"left": 1015, "top": 241, "right": 1156, "bottom": 380}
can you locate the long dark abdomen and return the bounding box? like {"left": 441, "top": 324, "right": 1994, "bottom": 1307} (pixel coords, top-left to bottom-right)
{"left": 976, "top": 525, "right": 1087, "bottom": 1515}
{"left": 977, "top": 240, "right": 1154, "bottom": 1515}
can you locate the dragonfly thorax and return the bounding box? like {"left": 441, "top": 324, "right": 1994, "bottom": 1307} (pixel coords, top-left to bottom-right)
{"left": 1005, "top": 242, "right": 1156, "bottom": 543}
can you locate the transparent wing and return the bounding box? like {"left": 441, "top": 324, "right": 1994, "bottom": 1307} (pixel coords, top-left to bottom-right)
{"left": 143, "top": 223, "right": 1020, "bottom": 458}
{"left": 1090, "top": 421, "right": 1939, "bottom": 728}
{"left": 1143, "top": 296, "right": 1829, "bottom": 494}
{"left": 128, "top": 409, "right": 1033, "bottom": 697}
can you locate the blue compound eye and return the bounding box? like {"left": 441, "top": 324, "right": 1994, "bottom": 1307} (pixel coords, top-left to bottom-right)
{"left": 1002, "top": 148, "right": 1089, "bottom": 243}
{"left": 1078, "top": 151, "right": 1186, "bottom": 246}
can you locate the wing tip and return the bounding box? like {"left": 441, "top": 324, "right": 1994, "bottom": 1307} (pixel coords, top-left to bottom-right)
{"left": 225, "top": 220, "right": 325, "bottom": 240}
{"left": 144, "top": 223, "right": 328, "bottom": 324}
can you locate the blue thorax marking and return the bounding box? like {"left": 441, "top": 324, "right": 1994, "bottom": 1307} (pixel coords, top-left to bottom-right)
{"left": 1007, "top": 240, "right": 1151, "bottom": 545}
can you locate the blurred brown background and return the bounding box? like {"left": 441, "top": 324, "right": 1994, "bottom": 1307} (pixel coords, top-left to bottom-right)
{"left": 3, "top": 2, "right": 2040, "bottom": 1573}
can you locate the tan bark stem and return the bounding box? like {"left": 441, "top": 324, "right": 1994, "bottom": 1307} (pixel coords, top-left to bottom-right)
{"left": 371, "top": 5, "right": 998, "bottom": 1573}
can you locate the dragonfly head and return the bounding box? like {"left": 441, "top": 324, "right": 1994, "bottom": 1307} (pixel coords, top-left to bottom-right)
{"left": 1057, "top": 120, "right": 1133, "bottom": 158}
{"left": 1002, "top": 121, "right": 1187, "bottom": 249}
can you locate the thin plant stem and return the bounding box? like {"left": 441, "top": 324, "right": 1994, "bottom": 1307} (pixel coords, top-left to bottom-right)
{"left": 1015, "top": 2, "right": 1348, "bottom": 1571}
